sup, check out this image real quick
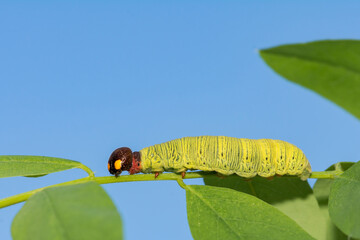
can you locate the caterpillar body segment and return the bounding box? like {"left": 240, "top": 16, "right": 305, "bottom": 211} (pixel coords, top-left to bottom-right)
{"left": 108, "top": 136, "right": 312, "bottom": 180}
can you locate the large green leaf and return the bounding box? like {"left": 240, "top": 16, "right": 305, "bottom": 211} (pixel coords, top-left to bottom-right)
{"left": 260, "top": 40, "right": 360, "bottom": 119}
{"left": 204, "top": 176, "right": 326, "bottom": 240}
{"left": 313, "top": 162, "right": 354, "bottom": 240}
{"left": 0, "top": 155, "right": 82, "bottom": 178}
{"left": 12, "top": 181, "right": 122, "bottom": 240}
{"left": 186, "top": 185, "right": 314, "bottom": 240}
{"left": 329, "top": 161, "right": 360, "bottom": 238}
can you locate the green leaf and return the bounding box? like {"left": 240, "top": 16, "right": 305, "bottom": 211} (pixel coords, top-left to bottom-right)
{"left": 11, "top": 181, "right": 122, "bottom": 240}
{"left": 329, "top": 161, "right": 360, "bottom": 238}
{"left": 313, "top": 162, "right": 354, "bottom": 240}
{"left": 0, "top": 155, "right": 83, "bottom": 178}
{"left": 204, "top": 176, "right": 326, "bottom": 240}
{"left": 260, "top": 40, "right": 360, "bottom": 119}
{"left": 186, "top": 185, "right": 315, "bottom": 240}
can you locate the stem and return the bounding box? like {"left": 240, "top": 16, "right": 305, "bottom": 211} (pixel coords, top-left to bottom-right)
{"left": 309, "top": 170, "right": 343, "bottom": 179}
{"left": 94, "top": 171, "right": 213, "bottom": 185}
{"left": 176, "top": 179, "right": 188, "bottom": 189}
{"left": 0, "top": 170, "right": 342, "bottom": 209}
{"left": 0, "top": 172, "right": 207, "bottom": 209}
{"left": 77, "top": 163, "right": 95, "bottom": 178}
{"left": 0, "top": 177, "right": 91, "bottom": 208}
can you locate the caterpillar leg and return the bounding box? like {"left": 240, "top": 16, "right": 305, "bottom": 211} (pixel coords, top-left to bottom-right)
{"left": 181, "top": 172, "right": 186, "bottom": 179}
{"left": 267, "top": 176, "right": 274, "bottom": 181}
{"left": 216, "top": 173, "right": 225, "bottom": 179}
{"left": 154, "top": 172, "right": 160, "bottom": 178}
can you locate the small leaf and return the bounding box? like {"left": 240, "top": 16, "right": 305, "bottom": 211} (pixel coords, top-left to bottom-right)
{"left": 329, "top": 161, "right": 360, "bottom": 238}
{"left": 0, "top": 155, "right": 82, "bottom": 178}
{"left": 260, "top": 40, "right": 360, "bottom": 119}
{"left": 204, "top": 176, "right": 326, "bottom": 240}
{"left": 313, "top": 162, "right": 354, "bottom": 240}
{"left": 186, "top": 185, "right": 314, "bottom": 240}
{"left": 12, "top": 181, "right": 123, "bottom": 240}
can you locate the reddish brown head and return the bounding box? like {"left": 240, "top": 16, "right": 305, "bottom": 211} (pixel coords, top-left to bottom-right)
{"left": 108, "top": 147, "right": 141, "bottom": 177}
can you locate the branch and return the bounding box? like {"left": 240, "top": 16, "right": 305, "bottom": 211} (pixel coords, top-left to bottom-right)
{"left": 0, "top": 170, "right": 342, "bottom": 209}
{"left": 308, "top": 170, "right": 343, "bottom": 179}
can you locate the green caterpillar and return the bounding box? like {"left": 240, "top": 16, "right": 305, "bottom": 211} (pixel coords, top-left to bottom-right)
{"left": 108, "top": 136, "right": 312, "bottom": 180}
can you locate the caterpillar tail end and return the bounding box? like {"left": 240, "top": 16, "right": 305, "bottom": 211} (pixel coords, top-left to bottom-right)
{"left": 300, "top": 164, "right": 312, "bottom": 181}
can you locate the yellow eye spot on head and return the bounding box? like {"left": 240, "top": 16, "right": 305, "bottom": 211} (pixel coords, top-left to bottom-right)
{"left": 114, "top": 160, "right": 122, "bottom": 170}
{"left": 107, "top": 163, "right": 110, "bottom": 171}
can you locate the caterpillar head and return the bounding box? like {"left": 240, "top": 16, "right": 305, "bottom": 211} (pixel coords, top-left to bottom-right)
{"left": 108, "top": 147, "right": 141, "bottom": 177}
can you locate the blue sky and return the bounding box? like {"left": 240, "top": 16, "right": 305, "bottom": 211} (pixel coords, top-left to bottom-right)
{"left": 1, "top": 2, "right": 360, "bottom": 240}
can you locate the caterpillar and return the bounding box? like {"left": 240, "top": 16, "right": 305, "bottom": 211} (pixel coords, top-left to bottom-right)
{"left": 108, "top": 136, "right": 312, "bottom": 180}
